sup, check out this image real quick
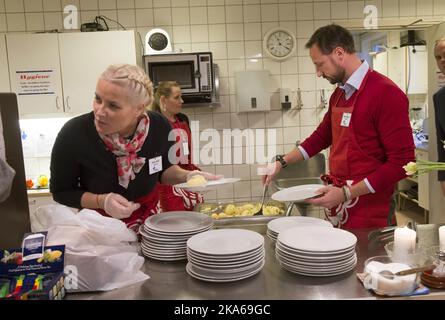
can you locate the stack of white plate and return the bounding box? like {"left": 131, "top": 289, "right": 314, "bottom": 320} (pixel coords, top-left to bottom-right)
{"left": 276, "top": 226, "right": 357, "bottom": 277}
{"left": 186, "top": 229, "right": 265, "bottom": 282}
{"left": 140, "top": 211, "right": 213, "bottom": 261}
{"left": 267, "top": 216, "right": 333, "bottom": 242}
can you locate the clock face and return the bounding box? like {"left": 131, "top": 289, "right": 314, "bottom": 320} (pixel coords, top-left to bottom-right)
{"left": 263, "top": 28, "right": 296, "bottom": 61}
{"left": 148, "top": 32, "right": 168, "bottom": 51}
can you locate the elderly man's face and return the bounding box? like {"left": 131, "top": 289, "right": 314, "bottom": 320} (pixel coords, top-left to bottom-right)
{"left": 435, "top": 40, "right": 445, "bottom": 75}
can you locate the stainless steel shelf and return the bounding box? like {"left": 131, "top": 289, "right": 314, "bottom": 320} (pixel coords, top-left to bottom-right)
{"left": 398, "top": 191, "right": 419, "bottom": 204}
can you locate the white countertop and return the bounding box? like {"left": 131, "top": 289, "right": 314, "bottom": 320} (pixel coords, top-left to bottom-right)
{"left": 27, "top": 188, "right": 51, "bottom": 197}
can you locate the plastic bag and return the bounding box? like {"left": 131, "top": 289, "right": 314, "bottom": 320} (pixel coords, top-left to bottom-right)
{"left": 0, "top": 157, "right": 15, "bottom": 203}
{"left": 30, "top": 204, "right": 149, "bottom": 292}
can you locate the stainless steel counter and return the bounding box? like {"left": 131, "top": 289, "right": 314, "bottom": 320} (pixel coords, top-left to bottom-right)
{"left": 67, "top": 223, "right": 400, "bottom": 300}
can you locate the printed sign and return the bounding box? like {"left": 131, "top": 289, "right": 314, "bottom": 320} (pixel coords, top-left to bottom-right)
{"left": 15, "top": 70, "right": 55, "bottom": 96}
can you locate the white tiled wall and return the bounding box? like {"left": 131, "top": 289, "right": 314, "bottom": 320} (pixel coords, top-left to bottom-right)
{"left": 2, "top": 0, "right": 443, "bottom": 211}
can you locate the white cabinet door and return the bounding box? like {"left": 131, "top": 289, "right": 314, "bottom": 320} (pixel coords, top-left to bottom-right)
{"left": 0, "top": 34, "right": 10, "bottom": 92}
{"left": 372, "top": 51, "right": 388, "bottom": 77}
{"left": 387, "top": 47, "right": 406, "bottom": 92}
{"left": 6, "top": 33, "right": 64, "bottom": 116}
{"left": 58, "top": 31, "right": 138, "bottom": 115}
{"left": 407, "top": 46, "right": 427, "bottom": 95}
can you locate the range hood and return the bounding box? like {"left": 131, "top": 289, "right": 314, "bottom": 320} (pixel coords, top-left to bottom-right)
{"left": 336, "top": 18, "right": 442, "bottom": 31}
{"left": 400, "top": 30, "right": 426, "bottom": 47}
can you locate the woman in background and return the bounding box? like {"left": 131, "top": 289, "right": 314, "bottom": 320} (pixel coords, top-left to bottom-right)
{"left": 151, "top": 81, "right": 204, "bottom": 211}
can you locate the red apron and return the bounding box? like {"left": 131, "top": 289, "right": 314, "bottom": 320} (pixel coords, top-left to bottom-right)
{"left": 159, "top": 117, "right": 203, "bottom": 212}
{"left": 97, "top": 184, "right": 161, "bottom": 233}
{"left": 324, "top": 70, "right": 393, "bottom": 229}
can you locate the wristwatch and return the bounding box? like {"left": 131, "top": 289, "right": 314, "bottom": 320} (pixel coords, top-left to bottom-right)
{"left": 275, "top": 154, "right": 288, "bottom": 168}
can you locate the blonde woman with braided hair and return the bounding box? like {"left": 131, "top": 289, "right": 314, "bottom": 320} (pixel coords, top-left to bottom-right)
{"left": 50, "top": 64, "right": 221, "bottom": 232}
{"left": 152, "top": 81, "right": 204, "bottom": 211}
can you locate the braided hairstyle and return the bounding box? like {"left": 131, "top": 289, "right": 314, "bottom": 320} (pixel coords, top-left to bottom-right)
{"left": 100, "top": 64, "right": 153, "bottom": 109}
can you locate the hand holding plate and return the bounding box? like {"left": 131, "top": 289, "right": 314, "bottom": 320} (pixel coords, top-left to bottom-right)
{"left": 305, "top": 186, "right": 342, "bottom": 209}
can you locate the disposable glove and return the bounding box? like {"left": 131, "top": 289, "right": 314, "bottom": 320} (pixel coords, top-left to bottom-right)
{"left": 103, "top": 193, "right": 140, "bottom": 219}
{"left": 260, "top": 162, "right": 281, "bottom": 185}
{"left": 186, "top": 170, "right": 224, "bottom": 182}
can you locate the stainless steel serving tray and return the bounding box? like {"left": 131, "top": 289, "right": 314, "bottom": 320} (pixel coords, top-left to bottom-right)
{"left": 194, "top": 200, "right": 287, "bottom": 227}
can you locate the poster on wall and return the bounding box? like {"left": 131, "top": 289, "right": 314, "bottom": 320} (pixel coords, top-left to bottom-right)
{"left": 15, "top": 70, "right": 55, "bottom": 96}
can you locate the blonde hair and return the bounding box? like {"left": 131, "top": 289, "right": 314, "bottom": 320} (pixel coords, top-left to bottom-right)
{"left": 100, "top": 64, "right": 153, "bottom": 108}
{"left": 151, "top": 81, "right": 180, "bottom": 113}
{"left": 434, "top": 37, "right": 445, "bottom": 50}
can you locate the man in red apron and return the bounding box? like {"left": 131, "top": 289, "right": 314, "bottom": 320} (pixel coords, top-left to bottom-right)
{"left": 263, "top": 24, "right": 415, "bottom": 228}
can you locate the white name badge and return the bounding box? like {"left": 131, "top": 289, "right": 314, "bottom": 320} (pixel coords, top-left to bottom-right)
{"left": 183, "top": 142, "right": 190, "bottom": 156}
{"left": 149, "top": 156, "right": 162, "bottom": 174}
{"left": 340, "top": 112, "right": 352, "bottom": 127}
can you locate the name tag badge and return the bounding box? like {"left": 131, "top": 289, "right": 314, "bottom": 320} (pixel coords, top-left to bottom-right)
{"left": 149, "top": 156, "right": 162, "bottom": 175}
{"left": 183, "top": 142, "right": 190, "bottom": 156}
{"left": 341, "top": 112, "right": 352, "bottom": 127}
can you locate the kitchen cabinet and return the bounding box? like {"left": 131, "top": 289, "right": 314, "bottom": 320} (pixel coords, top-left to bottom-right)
{"left": 7, "top": 31, "right": 140, "bottom": 117}
{"left": 372, "top": 46, "right": 427, "bottom": 94}
{"left": 28, "top": 193, "right": 55, "bottom": 216}
{"left": 0, "top": 34, "right": 10, "bottom": 92}
{"left": 406, "top": 46, "right": 427, "bottom": 95}
{"left": 372, "top": 51, "right": 388, "bottom": 76}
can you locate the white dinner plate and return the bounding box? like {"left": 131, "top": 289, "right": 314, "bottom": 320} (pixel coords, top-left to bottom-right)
{"left": 174, "top": 177, "right": 241, "bottom": 193}
{"left": 277, "top": 226, "right": 357, "bottom": 252}
{"left": 186, "top": 261, "right": 264, "bottom": 282}
{"left": 187, "top": 229, "right": 264, "bottom": 255}
{"left": 187, "top": 244, "right": 264, "bottom": 260}
{"left": 188, "top": 251, "right": 264, "bottom": 269}
{"left": 140, "top": 231, "right": 190, "bottom": 244}
{"left": 141, "top": 242, "right": 186, "bottom": 252}
{"left": 141, "top": 227, "right": 212, "bottom": 242}
{"left": 271, "top": 184, "right": 324, "bottom": 202}
{"left": 190, "top": 258, "right": 265, "bottom": 275}
{"left": 279, "top": 260, "right": 357, "bottom": 277}
{"left": 267, "top": 216, "right": 332, "bottom": 235}
{"left": 276, "top": 240, "right": 356, "bottom": 257}
{"left": 144, "top": 211, "right": 213, "bottom": 233}
{"left": 275, "top": 250, "right": 357, "bottom": 268}
{"left": 275, "top": 243, "right": 356, "bottom": 262}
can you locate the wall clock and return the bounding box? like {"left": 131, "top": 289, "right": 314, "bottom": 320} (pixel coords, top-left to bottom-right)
{"left": 263, "top": 27, "right": 296, "bottom": 61}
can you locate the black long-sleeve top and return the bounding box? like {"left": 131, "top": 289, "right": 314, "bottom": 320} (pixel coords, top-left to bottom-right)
{"left": 434, "top": 86, "right": 445, "bottom": 181}
{"left": 50, "top": 111, "right": 173, "bottom": 208}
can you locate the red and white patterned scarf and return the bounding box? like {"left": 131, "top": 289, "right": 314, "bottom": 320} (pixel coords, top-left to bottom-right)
{"left": 100, "top": 114, "right": 150, "bottom": 189}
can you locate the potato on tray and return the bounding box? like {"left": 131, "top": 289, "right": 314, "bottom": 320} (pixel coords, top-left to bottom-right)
{"left": 195, "top": 201, "right": 285, "bottom": 219}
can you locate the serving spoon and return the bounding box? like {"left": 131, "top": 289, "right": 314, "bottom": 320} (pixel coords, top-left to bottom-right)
{"left": 255, "top": 184, "right": 268, "bottom": 216}
{"left": 378, "top": 264, "right": 436, "bottom": 280}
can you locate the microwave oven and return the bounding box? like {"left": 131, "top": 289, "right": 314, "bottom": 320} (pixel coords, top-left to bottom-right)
{"left": 143, "top": 52, "right": 214, "bottom": 103}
